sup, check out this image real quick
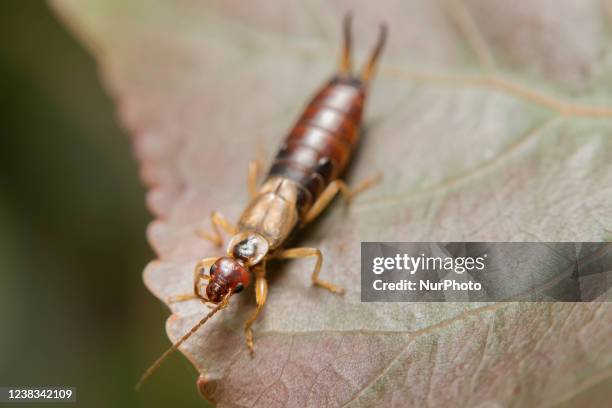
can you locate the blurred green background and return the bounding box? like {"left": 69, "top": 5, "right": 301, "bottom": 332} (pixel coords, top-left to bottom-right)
{"left": 0, "top": 2, "right": 208, "bottom": 407}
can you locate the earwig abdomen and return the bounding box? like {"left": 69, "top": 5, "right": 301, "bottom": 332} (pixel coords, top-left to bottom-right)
{"left": 267, "top": 76, "right": 366, "bottom": 212}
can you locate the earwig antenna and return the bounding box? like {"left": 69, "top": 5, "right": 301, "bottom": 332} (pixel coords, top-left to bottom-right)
{"left": 135, "top": 290, "right": 233, "bottom": 391}
{"left": 361, "top": 22, "right": 387, "bottom": 83}
{"left": 339, "top": 13, "right": 353, "bottom": 74}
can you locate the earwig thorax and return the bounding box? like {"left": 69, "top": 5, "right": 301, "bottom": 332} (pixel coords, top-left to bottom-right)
{"left": 227, "top": 232, "right": 270, "bottom": 265}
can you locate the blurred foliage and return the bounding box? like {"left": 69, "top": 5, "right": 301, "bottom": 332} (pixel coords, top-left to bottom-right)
{"left": 0, "top": 2, "right": 208, "bottom": 407}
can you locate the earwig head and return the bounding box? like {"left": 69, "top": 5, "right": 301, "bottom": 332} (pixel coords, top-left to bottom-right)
{"left": 198, "top": 233, "right": 269, "bottom": 304}
{"left": 205, "top": 257, "right": 250, "bottom": 303}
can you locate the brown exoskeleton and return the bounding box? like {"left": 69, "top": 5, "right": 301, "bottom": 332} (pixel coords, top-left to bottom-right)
{"left": 137, "top": 14, "right": 386, "bottom": 390}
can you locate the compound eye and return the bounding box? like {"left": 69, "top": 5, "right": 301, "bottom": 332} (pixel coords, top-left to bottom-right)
{"left": 208, "top": 263, "right": 217, "bottom": 276}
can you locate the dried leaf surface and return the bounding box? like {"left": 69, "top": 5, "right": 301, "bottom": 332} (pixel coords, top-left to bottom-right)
{"left": 51, "top": 0, "right": 612, "bottom": 406}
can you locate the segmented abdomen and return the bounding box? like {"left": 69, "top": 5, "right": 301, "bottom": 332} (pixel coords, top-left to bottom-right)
{"left": 266, "top": 76, "right": 366, "bottom": 214}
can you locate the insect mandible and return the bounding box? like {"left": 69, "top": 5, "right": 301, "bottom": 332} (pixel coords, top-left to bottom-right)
{"left": 137, "top": 14, "right": 387, "bottom": 389}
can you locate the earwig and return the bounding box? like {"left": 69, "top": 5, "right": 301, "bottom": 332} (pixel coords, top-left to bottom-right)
{"left": 137, "top": 14, "right": 387, "bottom": 389}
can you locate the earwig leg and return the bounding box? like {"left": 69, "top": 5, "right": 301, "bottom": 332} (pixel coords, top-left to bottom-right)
{"left": 244, "top": 262, "right": 268, "bottom": 356}
{"left": 248, "top": 160, "right": 261, "bottom": 198}
{"left": 167, "top": 257, "right": 216, "bottom": 303}
{"left": 196, "top": 211, "right": 237, "bottom": 247}
{"left": 193, "top": 256, "right": 218, "bottom": 298}
{"left": 339, "top": 13, "right": 353, "bottom": 74}
{"left": 193, "top": 256, "right": 215, "bottom": 299}
{"left": 302, "top": 173, "right": 382, "bottom": 224}
{"left": 168, "top": 293, "right": 198, "bottom": 303}
{"left": 273, "top": 247, "right": 345, "bottom": 295}
{"left": 248, "top": 143, "right": 267, "bottom": 198}
{"left": 194, "top": 257, "right": 217, "bottom": 275}
{"left": 361, "top": 23, "right": 387, "bottom": 83}
{"left": 167, "top": 294, "right": 216, "bottom": 309}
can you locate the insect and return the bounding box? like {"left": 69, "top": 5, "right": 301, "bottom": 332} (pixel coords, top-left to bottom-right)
{"left": 137, "top": 14, "right": 386, "bottom": 390}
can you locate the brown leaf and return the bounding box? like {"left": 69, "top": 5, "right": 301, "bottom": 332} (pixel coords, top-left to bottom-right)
{"left": 51, "top": 0, "right": 612, "bottom": 406}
